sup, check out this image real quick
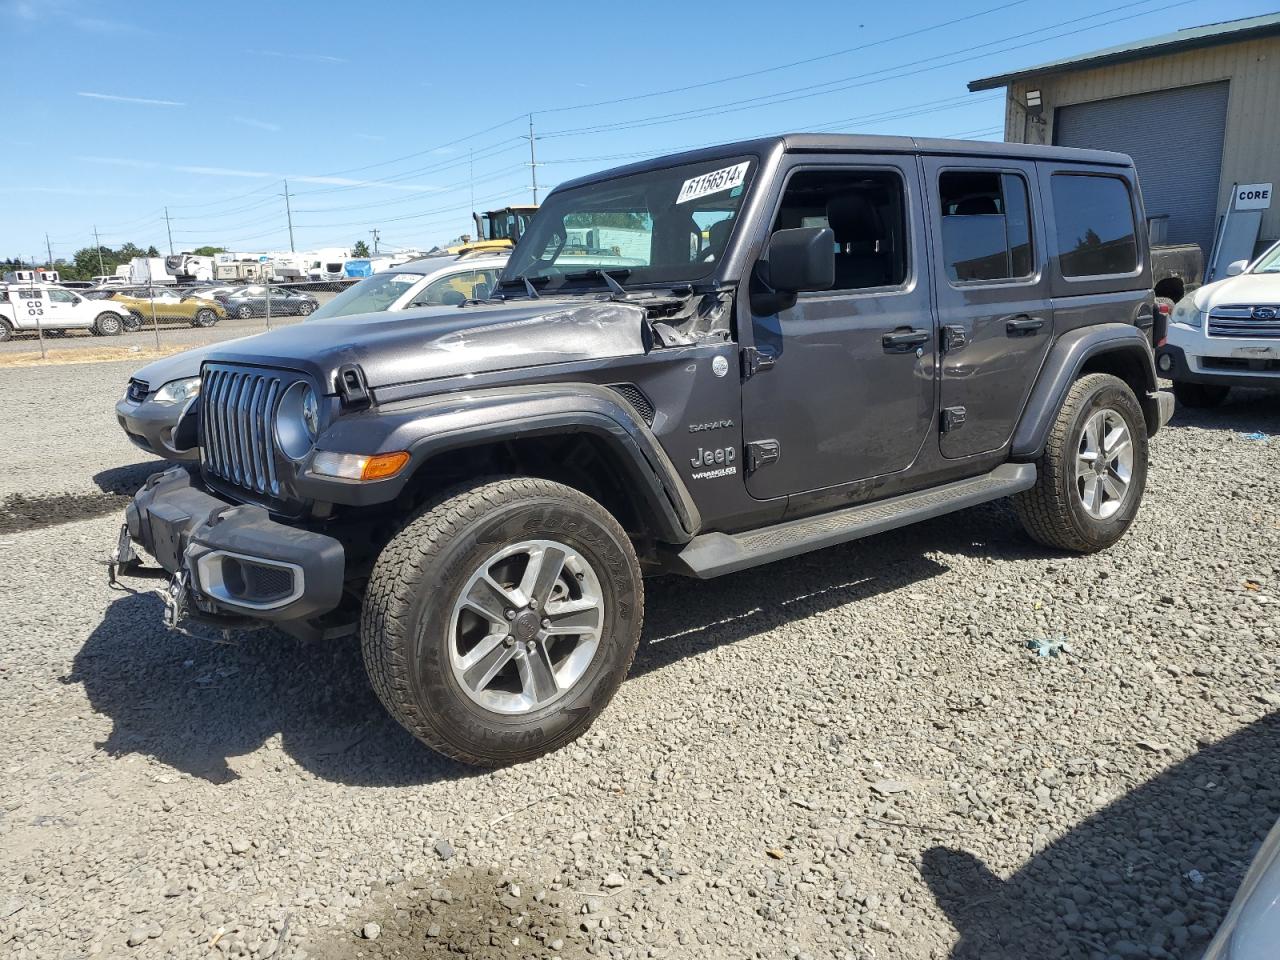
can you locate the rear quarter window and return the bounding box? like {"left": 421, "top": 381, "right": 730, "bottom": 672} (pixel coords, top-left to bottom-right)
{"left": 1050, "top": 173, "right": 1138, "bottom": 277}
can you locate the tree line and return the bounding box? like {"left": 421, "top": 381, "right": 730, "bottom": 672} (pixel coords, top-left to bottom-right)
{"left": 2, "top": 244, "right": 227, "bottom": 282}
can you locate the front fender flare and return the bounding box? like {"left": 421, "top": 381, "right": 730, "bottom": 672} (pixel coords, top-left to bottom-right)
{"left": 1011, "top": 324, "right": 1159, "bottom": 461}
{"left": 301, "top": 383, "right": 701, "bottom": 543}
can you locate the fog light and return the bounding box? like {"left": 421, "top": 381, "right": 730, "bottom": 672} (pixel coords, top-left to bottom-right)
{"left": 1158, "top": 353, "right": 1173, "bottom": 372}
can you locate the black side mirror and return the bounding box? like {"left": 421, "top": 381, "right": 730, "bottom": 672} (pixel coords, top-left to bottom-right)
{"left": 752, "top": 227, "right": 834, "bottom": 314}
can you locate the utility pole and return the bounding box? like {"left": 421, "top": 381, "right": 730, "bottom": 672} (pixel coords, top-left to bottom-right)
{"left": 282, "top": 180, "right": 295, "bottom": 253}
{"left": 526, "top": 113, "right": 539, "bottom": 205}
{"left": 93, "top": 225, "right": 105, "bottom": 276}
{"left": 163, "top": 207, "right": 174, "bottom": 255}
{"left": 44, "top": 233, "right": 53, "bottom": 268}
{"left": 369, "top": 228, "right": 380, "bottom": 255}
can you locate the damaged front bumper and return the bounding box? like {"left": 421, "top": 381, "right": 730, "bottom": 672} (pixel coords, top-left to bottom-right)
{"left": 111, "top": 467, "right": 347, "bottom": 635}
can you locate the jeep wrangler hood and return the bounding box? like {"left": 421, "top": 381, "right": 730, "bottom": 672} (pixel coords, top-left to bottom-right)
{"left": 202, "top": 299, "right": 651, "bottom": 393}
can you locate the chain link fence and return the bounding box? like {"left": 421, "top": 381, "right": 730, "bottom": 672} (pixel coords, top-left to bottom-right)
{"left": 0, "top": 278, "right": 359, "bottom": 359}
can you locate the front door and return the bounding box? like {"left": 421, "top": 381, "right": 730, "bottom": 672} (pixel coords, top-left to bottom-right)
{"left": 741, "top": 158, "right": 936, "bottom": 500}
{"left": 921, "top": 156, "right": 1052, "bottom": 459}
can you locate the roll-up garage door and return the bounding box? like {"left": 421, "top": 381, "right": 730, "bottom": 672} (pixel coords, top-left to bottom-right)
{"left": 1053, "top": 81, "right": 1228, "bottom": 257}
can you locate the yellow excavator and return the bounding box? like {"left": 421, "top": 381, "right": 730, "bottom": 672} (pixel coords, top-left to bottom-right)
{"left": 447, "top": 205, "right": 538, "bottom": 255}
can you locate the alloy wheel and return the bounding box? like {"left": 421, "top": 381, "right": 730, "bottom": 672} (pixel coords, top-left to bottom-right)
{"left": 1074, "top": 409, "right": 1133, "bottom": 520}
{"left": 448, "top": 539, "right": 604, "bottom": 715}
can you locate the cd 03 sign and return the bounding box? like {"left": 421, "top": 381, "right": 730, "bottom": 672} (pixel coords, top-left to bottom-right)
{"left": 1235, "top": 183, "right": 1273, "bottom": 210}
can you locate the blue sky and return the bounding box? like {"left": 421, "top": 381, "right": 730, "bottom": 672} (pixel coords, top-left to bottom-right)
{"left": 2, "top": 0, "right": 1273, "bottom": 261}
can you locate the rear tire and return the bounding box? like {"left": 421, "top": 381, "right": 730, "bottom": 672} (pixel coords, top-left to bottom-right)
{"left": 1014, "top": 373, "right": 1148, "bottom": 553}
{"left": 297, "top": 301, "right": 314, "bottom": 316}
{"left": 1172, "top": 380, "right": 1229, "bottom": 409}
{"left": 123, "top": 312, "right": 142, "bottom": 333}
{"left": 0, "top": 319, "right": 13, "bottom": 342}
{"left": 361, "top": 477, "right": 643, "bottom": 766}
{"left": 94, "top": 312, "right": 123, "bottom": 336}
{"left": 237, "top": 305, "right": 254, "bottom": 319}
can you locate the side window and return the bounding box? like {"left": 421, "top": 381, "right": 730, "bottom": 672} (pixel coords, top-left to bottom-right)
{"left": 413, "top": 271, "right": 472, "bottom": 306}
{"left": 472, "top": 269, "right": 500, "bottom": 299}
{"left": 770, "top": 169, "right": 908, "bottom": 291}
{"left": 938, "top": 171, "right": 1034, "bottom": 282}
{"left": 1050, "top": 174, "right": 1138, "bottom": 277}
{"left": 48, "top": 288, "right": 77, "bottom": 303}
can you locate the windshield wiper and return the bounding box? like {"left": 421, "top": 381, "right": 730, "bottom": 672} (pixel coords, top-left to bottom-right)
{"left": 496, "top": 275, "right": 548, "bottom": 299}
{"left": 564, "top": 268, "right": 631, "bottom": 296}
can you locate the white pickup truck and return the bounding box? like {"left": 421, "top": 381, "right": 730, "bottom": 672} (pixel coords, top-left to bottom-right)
{"left": 0, "top": 284, "right": 135, "bottom": 341}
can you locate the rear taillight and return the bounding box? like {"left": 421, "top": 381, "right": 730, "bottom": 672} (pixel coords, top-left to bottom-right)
{"left": 1155, "top": 301, "right": 1171, "bottom": 348}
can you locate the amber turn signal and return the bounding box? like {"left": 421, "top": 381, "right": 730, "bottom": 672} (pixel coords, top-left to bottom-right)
{"left": 361, "top": 451, "right": 411, "bottom": 480}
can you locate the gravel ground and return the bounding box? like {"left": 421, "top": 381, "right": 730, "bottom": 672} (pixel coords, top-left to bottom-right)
{"left": 0, "top": 361, "right": 1277, "bottom": 960}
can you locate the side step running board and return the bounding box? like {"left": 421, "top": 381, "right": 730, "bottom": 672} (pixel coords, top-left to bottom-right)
{"left": 671, "top": 463, "right": 1036, "bottom": 579}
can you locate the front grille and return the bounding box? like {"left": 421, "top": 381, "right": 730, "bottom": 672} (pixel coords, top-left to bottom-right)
{"left": 127, "top": 378, "right": 149, "bottom": 403}
{"left": 200, "top": 365, "right": 284, "bottom": 496}
{"left": 1202, "top": 356, "right": 1280, "bottom": 373}
{"left": 1207, "top": 304, "right": 1280, "bottom": 339}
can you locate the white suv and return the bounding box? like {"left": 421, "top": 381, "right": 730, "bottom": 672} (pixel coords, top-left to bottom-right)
{"left": 1159, "top": 240, "right": 1280, "bottom": 407}
{"left": 0, "top": 284, "right": 134, "bottom": 341}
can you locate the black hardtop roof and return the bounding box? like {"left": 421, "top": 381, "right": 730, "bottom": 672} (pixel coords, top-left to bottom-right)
{"left": 553, "top": 134, "right": 1132, "bottom": 193}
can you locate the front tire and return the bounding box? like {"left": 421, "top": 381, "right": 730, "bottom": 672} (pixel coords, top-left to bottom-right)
{"left": 361, "top": 477, "right": 644, "bottom": 766}
{"left": 94, "top": 312, "right": 123, "bottom": 336}
{"left": 1172, "top": 380, "right": 1229, "bottom": 409}
{"left": 297, "top": 301, "right": 314, "bottom": 316}
{"left": 0, "top": 319, "right": 13, "bottom": 342}
{"left": 237, "top": 305, "right": 254, "bottom": 319}
{"left": 1014, "top": 373, "right": 1148, "bottom": 553}
{"left": 192, "top": 308, "right": 218, "bottom": 328}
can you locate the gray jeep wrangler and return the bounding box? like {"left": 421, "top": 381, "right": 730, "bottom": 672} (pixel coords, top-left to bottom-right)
{"left": 113, "top": 135, "right": 1174, "bottom": 766}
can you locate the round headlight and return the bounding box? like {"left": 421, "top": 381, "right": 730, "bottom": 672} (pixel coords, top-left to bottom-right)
{"left": 275, "top": 382, "right": 319, "bottom": 460}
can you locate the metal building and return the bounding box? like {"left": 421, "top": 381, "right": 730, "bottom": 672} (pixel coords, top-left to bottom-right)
{"left": 970, "top": 14, "right": 1280, "bottom": 279}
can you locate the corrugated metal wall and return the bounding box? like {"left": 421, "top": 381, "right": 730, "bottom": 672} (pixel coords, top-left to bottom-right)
{"left": 1003, "top": 35, "right": 1280, "bottom": 249}
{"left": 1053, "top": 82, "right": 1228, "bottom": 256}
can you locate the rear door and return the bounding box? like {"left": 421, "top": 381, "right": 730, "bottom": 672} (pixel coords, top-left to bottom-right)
{"left": 740, "top": 155, "right": 936, "bottom": 499}
{"left": 921, "top": 156, "right": 1052, "bottom": 459}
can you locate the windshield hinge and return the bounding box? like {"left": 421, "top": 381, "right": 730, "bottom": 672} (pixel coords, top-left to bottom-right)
{"left": 741, "top": 346, "right": 776, "bottom": 379}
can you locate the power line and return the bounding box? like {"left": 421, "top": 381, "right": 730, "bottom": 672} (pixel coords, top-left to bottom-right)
{"left": 533, "top": 0, "right": 1034, "bottom": 116}
{"left": 538, "top": 0, "right": 1184, "bottom": 140}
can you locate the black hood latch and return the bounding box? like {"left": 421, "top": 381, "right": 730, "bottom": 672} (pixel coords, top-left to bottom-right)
{"left": 336, "top": 363, "right": 372, "bottom": 409}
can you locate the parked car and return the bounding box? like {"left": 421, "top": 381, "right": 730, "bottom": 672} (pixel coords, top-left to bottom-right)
{"left": 111, "top": 287, "right": 226, "bottom": 328}
{"left": 112, "top": 134, "right": 1173, "bottom": 767}
{"left": 309, "top": 253, "right": 508, "bottom": 319}
{"left": 116, "top": 255, "right": 511, "bottom": 462}
{"left": 184, "top": 285, "right": 238, "bottom": 302}
{"left": 1204, "top": 814, "right": 1280, "bottom": 959}
{"left": 0, "top": 283, "right": 133, "bottom": 340}
{"left": 217, "top": 285, "right": 319, "bottom": 319}
{"left": 1158, "top": 238, "right": 1280, "bottom": 407}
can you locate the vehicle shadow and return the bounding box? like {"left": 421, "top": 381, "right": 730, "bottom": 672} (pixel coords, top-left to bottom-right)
{"left": 66, "top": 590, "right": 476, "bottom": 788}
{"left": 922, "top": 711, "right": 1280, "bottom": 959}
{"left": 92, "top": 462, "right": 174, "bottom": 496}
{"left": 68, "top": 503, "right": 1059, "bottom": 787}
{"left": 1165, "top": 386, "right": 1280, "bottom": 435}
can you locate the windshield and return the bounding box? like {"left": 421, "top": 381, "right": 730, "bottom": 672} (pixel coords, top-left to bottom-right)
{"left": 505, "top": 156, "right": 757, "bottom": 287}
{"left": 310, "top": 271, "right": 422, "bottom": 319}
{"left": 1250, "top": 242, "right": 1280, "bottom": 274}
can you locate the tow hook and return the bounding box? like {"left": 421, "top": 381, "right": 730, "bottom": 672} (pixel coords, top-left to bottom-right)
{"left": 162, "top": 570, "right": 190, "bottom": 630}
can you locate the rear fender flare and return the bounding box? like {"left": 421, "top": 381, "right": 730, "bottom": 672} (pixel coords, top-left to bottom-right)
{"left": 1012, "top": 324, "right": 1159, "bottom": 461}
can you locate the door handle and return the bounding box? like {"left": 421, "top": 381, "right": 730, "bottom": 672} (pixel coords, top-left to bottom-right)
{"left": 882, "top": 329, "right": 930, "bottom": 353}
{"left": 1005, "top": 315, "right": 1045, "bottom": 336}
